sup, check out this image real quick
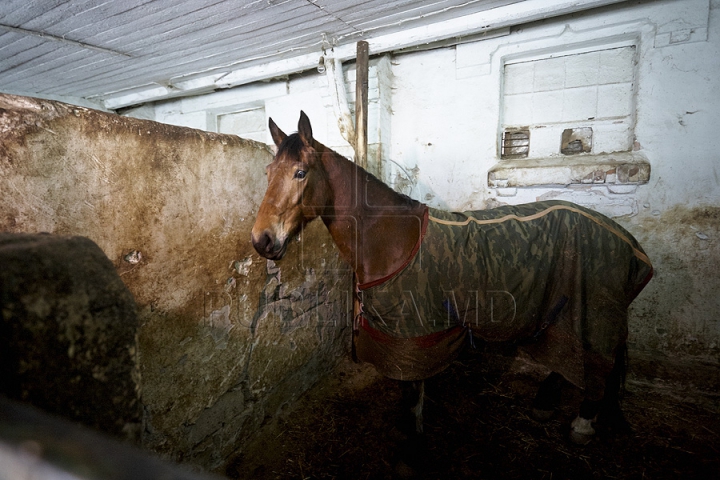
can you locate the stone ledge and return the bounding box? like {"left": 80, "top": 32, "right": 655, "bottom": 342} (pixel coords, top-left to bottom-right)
{"left": 488, "top": 152, "right": 650, "bottom": 188}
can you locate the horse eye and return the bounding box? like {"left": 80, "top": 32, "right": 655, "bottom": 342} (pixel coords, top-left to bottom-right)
{"left": 294, "top": 170, "right": 307, "bottom": 180}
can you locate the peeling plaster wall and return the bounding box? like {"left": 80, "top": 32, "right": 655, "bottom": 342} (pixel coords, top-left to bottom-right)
{"left": 0, "top": 93, "right": 351, "bottom": 470}
{"left": 387, "top": 0, "right": 720, "bottom": 360}
{"left": 137, "top": 0, "right": 719, "bottom": 362}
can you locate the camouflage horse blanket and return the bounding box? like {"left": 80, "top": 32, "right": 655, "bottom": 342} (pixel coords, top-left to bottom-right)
{"left": 355, "top": 200, "right": 653, "bottom": 396}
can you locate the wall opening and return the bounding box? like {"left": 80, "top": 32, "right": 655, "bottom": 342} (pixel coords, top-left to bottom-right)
{"left": 501, "top": 45, "right": 636, "bottom": 159}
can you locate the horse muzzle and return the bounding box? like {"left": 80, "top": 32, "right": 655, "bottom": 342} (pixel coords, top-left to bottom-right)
{"left": 251, "top": 229, "right": 288, "bottom": 260}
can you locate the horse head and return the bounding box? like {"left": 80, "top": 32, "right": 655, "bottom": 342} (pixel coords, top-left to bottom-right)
{"left": 251, "top": 111, "right": 331, "bottom": 260}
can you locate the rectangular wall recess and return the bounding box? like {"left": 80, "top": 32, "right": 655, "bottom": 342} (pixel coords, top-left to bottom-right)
{"left": 501, "top": 129, "right": 530, "bottom": 158}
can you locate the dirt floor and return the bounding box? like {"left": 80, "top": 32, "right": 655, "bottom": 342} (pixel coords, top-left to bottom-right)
{"left": 225, "top": 345, "right": 720, "bottom": 480}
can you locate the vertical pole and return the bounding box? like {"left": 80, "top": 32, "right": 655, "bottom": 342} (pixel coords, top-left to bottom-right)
{"left": 355, "top": 40, "right": 369, "bottom": 169}
{"left": 352, "top": 41, "right": 369, "bottom": 360}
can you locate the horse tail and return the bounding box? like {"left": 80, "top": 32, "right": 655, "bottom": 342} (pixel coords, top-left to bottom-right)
{"left": 616, "top": 342, "right": 629, "bottom": 401}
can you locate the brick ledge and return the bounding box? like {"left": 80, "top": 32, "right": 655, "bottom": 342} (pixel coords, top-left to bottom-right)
{"left": 488, "top": 152, "right": 650, "bottom": 188}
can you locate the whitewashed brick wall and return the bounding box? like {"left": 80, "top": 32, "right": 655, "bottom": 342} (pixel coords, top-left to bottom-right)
{"left": 128, "top": 0, "right": 717, "bottom": 216}
{"left": 217, "top": 107, "right": 267, "bottom": 143}
{"left": 503, "top": 45, "right": 636, "bottom": 158}
{"left": 123, "top": 0, "right": 720, "bottom": 359}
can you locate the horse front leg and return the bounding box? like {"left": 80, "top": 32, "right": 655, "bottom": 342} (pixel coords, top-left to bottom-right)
{"left": 395, "top": 380, "right": 426, "bottom": 477}
{"left": 400, "top": 379, "right": 425, "bottom": 434}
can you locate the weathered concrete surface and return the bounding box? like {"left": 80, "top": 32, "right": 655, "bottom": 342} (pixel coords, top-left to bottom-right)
{"left": 0, "top": 396, "right": 224, "bottom": 480}
{"left": 628, "top": 206, "right": 720, "bottom": 357}
{"left": 0, "top": 93, "right": 350, "bottom": 470}
{"left": 0, "top": 233, "right": 139, "bottom": 438}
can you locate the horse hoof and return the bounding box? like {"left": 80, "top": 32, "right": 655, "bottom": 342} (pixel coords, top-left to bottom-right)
{"left": 569, "top": 429, "right": 594, "bottom": 445}
{"left": 531, "top": 407, "right": 555, "bottom": 422}
{"left": 569, "top": 416, "right": 596, "bottom": 445}
{"left": 388, "top": 426, "right": 409, "bottom": 442}
{"left": 395, "top": 460, "right": 416, "bottom": 479}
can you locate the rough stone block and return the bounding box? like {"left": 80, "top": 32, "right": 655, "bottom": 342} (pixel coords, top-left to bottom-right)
{"left": 0, "top": 233, "right": 140, "bottom": 438}
{"left": 531, "top": 90, "right": 564, "bottom": 124}
{"left": 597, "top": 83, "right": 633, "bottom": 118}
{"left": 597, "top": 46, "right": 635, "bottom": 84}
{"left": 533, "top": 56, "right": 565, "bottom": 91}
{"left": 562, "top": 86, "right": 597, "bottom": 122}
{"left": 565, "top": 51, "right": 600, "bottom": 88}
{"left": 504, "top": 62, "right": 534, "bottom": 95}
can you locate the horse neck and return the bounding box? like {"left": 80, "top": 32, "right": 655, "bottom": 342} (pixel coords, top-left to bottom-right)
{"left": 317, "top": 144, "right": 426, "bottom": 286}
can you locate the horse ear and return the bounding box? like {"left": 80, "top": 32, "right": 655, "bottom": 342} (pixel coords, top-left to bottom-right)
{"left": 268, "top": 117, "right": 287, "bottom": 147}
{"left": 298, "top": 111, "right": 313, "bottom": 146}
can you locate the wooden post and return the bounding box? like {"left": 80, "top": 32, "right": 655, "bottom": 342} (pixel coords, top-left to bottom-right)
{"left": 352, "top": 41, "right": 369, "bottom": 360}
{"left": 355, "top": 40, "right": 369, "bottom": 169}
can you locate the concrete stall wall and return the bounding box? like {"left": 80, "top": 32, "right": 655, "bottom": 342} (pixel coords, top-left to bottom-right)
{"left": 137, "top": 0, "right": 720, "bottom": 365}
{"left": 0, "top": 93, "right": 351, "bottom": 469}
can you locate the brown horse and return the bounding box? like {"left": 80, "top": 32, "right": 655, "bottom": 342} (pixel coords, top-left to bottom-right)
{"left": 251, "top": 112, "right": 653, "bottom": 445}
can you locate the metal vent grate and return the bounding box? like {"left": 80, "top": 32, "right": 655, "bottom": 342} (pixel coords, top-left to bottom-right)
{"left": 501, "top": 129, "right": 530, "bottom": 158}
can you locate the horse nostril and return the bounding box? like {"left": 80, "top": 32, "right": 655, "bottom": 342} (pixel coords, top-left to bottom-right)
{"left": 252, "top": 230, "right": 275, "bottom": 255}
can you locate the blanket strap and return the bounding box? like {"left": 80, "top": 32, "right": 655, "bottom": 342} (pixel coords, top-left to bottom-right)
{"left": 520, "top": 295, "right": 569, "bottom": 345}
{"left": 351, "top": 281, "right": 364, "bottom": 362}
{"left": 443, "top": 299, "right": 476, "bottom": 348}
{"left": 353, "top": 208, "right": 429, "bottom": 360}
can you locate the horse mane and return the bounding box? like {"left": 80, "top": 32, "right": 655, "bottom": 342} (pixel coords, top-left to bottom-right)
{"left": 277, "top": 132, "right": 423, "bottom": 210}
{"left": 276, "top": 133, "right": 306, "bottom": 160}
{"left": 360, "top": 164, "right": 421, "bottom": 209}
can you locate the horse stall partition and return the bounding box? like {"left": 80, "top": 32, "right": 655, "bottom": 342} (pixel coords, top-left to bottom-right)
{"left": 0, "top": 93, "right": 351, "bottom": 471}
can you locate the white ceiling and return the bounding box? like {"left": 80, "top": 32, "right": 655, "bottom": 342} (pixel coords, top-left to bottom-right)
{"left": 0, "top": 0, "right": 626, "bottom": 110}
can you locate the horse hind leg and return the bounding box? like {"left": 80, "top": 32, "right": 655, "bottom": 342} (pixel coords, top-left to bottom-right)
{"left": 597, "top": 345, "right": 631, "bottom": 433}
{"left": 570, "top": 346, "right": 629, "bottom": 445}
{"left": 411, "top": 380, "right": 425, "bottom": 434}
{"left": 532, "top": 371, "right": 564, "bottom": 422}
{"left": 399, "top": 380, "right": 425, "bottom": 435}
{"left": 570, "top": 398, "right": 601, "bottom": 445}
